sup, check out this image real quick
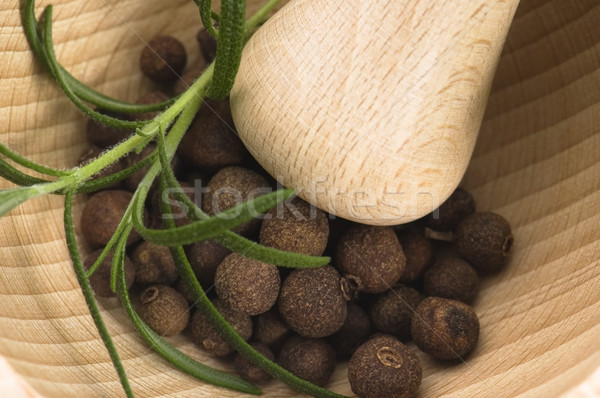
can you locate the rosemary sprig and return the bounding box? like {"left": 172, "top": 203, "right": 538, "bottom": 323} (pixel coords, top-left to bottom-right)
{"left": 64, "top": 189, "right": 135, "bottom": 398}
{"left": 0, "top": 143, "right": 69, "bottom": 177}
{"left": 22, "top": 0, "right": 175, "bottom": 114}
{"left": 205, "top": 0, "right": 247, "bottom": 99}
{"left": 199, "top": 0, "right": 219, "bottom": 38}
{"left": 4, "top": 0, "right": 353, "bottom": 396}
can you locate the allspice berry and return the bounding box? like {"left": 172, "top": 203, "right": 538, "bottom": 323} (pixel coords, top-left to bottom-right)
{"left": 132, "top": 90, "right": 169, "bottom": 121}
{"left": 86, "top": 110, "right": 131, "bottom": 148}
{"left": 215, "top": 253, "right": 281, "bottom": 316}
{"left": 81, "top": 190, "right": 148, "bottom": 248}
{"left": 190, "top": 299, "right": 253, "bottom": 357}
{"left": 140, "top": 35, "right": 187, "bottom": 83}
{"left": 411, "top": 297, "right": 479, "bottom": 360}
{"left": 260, "top": 197, "right": 329, "bottom": 256}
{"left": 327, "top": 302, "right": 371, "bottom": 359}
{"left": 253, "top": 308, "right": 290, "bottom": 351}
{"left": 278, "top": 336, "right": 336, "bottom": 387}
{"left": 136, "top": 285, "right": 190, "bottom": 337}
{"left": 185, "top": 239, "right": 231, "bottom": 286}
{"left": 279, "top": 266, "right": 347, "bottom": 338}
{"left": 178, "top": 100, "right": 247, "bottom": 170}
{"left": 425, "top": 187, "right": 476, "bottom": 231}
{"left": 173, "top": 57, "right": 208, "bottom": 96}
{"left": 83, "top": 249, "right": 136, "bottom": 298}
{"left": 368, "top": 286, "right": 423, "bottom": 341}
{"left": 396, "top": 229, "right": 434, "bottom": 282}
{"left": 234, "top": 342, "right": 274, "bottom": 383}
{"left": 456, "top": 211, "right": 513, "bottom": 272}
{"left": 423, "top": 257, "right": 479, "bottom": 303}
{"left": 150, "top": 181, "right": 195, "bottom": 227}
{"left": 197, "top": 28, "right": 217, "bottom": 62}
{"left": 202, "top": 166, "right": 269, "bottom": 236}
{"left": 336, "top": 225, "right": 405, "bottom": 294}
{"left": 130, "top": 241, "right": 178, "bottom": 286}
{"left": 348, "top": 335, "right": 422, "bottom": 398}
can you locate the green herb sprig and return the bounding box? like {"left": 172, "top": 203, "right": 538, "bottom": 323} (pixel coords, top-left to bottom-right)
{"left": 1, "top": 0, "right": 350, "bottom": 397}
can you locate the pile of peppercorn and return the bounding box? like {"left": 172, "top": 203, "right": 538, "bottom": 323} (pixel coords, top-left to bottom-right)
{"left": 77, "top": 32, "right": 514, "bottom": 398}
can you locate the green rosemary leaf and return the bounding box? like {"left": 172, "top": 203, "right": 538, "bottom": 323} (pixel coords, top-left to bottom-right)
{"left": 134, "top": 188, "right": 294, "bottom": 246}
{"left": 40, "top": 7, "right": 147, "bottom": 130}
{"left": 216, "top": 232, "right": 330, "bottom": 267}
{"left": 199, "top": 0, "right": 219, "bottom": 38}
{"left": 110, "top": 221, "right": 132, "bottom": 297}
{"left": 0, "top": 143, "right": 69, "bottom": 177}
{"left": 0, "top": 158, "right": 50, "bottom": 186}
{"left": 63, "top": 190, "right": 134, "bottom": 398}
{"left": 206, "top": 0, "right": 246, "bottom": 100}
{"left": 22, "top": 0, "right": 174, "bottom": 114}
{"left": 0, "top": 186, "right": 44, "bottom": 217}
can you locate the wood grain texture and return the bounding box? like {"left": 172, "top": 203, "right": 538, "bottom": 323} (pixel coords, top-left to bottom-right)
{"left": 0, "top": 0, "right": 599, "bottom": 397}
{"left": 231, "top": 0, "right": 520, "bottom": 225}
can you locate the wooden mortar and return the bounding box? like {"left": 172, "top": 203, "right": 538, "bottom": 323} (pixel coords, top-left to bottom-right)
{"left": 0, "top": 0, "right": 598, "bottom": 397}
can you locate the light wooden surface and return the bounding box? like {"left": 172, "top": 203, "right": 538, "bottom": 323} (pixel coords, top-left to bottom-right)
{"left": 231, "top": 0, "right": 519, "bottom": 225}
{"left": 0, "top": 0, "right": 599, "bottom": 397}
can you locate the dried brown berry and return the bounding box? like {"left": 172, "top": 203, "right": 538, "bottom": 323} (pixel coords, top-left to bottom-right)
{"left": 132, "top": 90, "right": 169, "bottom": 121}
{"left": 425, "top": 187, "right": 476, "bottom": 231}
{"left": 130, "top": 241, "right": 178, "bottom": 286}
{"left": 234, "top": 342, "right": 274, "bottom": 383}
{"left": 202, "top": 166, "right": 269, "bottom": 236}
{"left": 411, "top": 297, "right": 479, "bottom": 360}
{"left": 456, "top": 211, "right": 513, "bottom": 272}
{"left": 278, "top": 336, "right": 336, "bottom": 387}
{"left": 327, "top": 302, "right": 371, "bottom": 359}
{"left": 173, "top": 57, "right": 208, "bottom": 96}
{"left": 173, "top": 278, "right": 195, "bottom": 304}
{"left": 215, "top": 253, "right": 280, "bottom": 316}
{"left": 178, "top": 100, "right": 247, "bottom": 170}
{"left": 150, "top": 181, "right": 196, "bottom": 227}
{"left": 396, "top": 229, "right": 434, "bottom": 282}
{"left": 197, "top": 28, "right": 217, "bottom": 62}
{"left": 423, "top": 257, "right": 479, "bottom": 303}
{"left": 81, "top": 190, "right": 148, "bottom": 248}
{"left": 83, "top": 249, "right": 135, "bottom": 298}
{"left": 140, "top": 35, "right": 187, "bottom": 83}
{"left": 368, "top": 286, "right": 423, "bottom": 341}
{"left": 86, "top": 110, "right": 131, "bottom": 148}
{"left": 121, "top": 146, "right": 153, "bottom": 192}
{"left": 185, "top": 239, "right": 231, "bottom": 286}
{"left": 278, "top": 266, "right": 347, "bottom": 338}
{"left": 336, "top": 225, "right": 405, "bottom": 294}
{"left": 260, "top": 197, "right": 329, "bottom": 256}
{"left": 190, "top": 299, "right": 253, "bottom": 357}
{"left": 253, "top": 308, "right": 290, "bottom": 351}
{"left": 136, "top": 285, "right": 190, "bottom": 336}
{"left": 348, "top": 334, "right": 422, "bottom": 398}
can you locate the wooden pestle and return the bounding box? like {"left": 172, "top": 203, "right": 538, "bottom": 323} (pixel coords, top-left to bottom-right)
{"left": 230, "top": 0, "right": 521, "bottom": 225}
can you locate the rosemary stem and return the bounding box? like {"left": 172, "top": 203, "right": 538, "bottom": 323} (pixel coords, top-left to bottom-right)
{"left": 245, "top": 0, "right": 283, "bottom": 29}
{"left": 71, "top": 63, "right": 214, "bottom": 186}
